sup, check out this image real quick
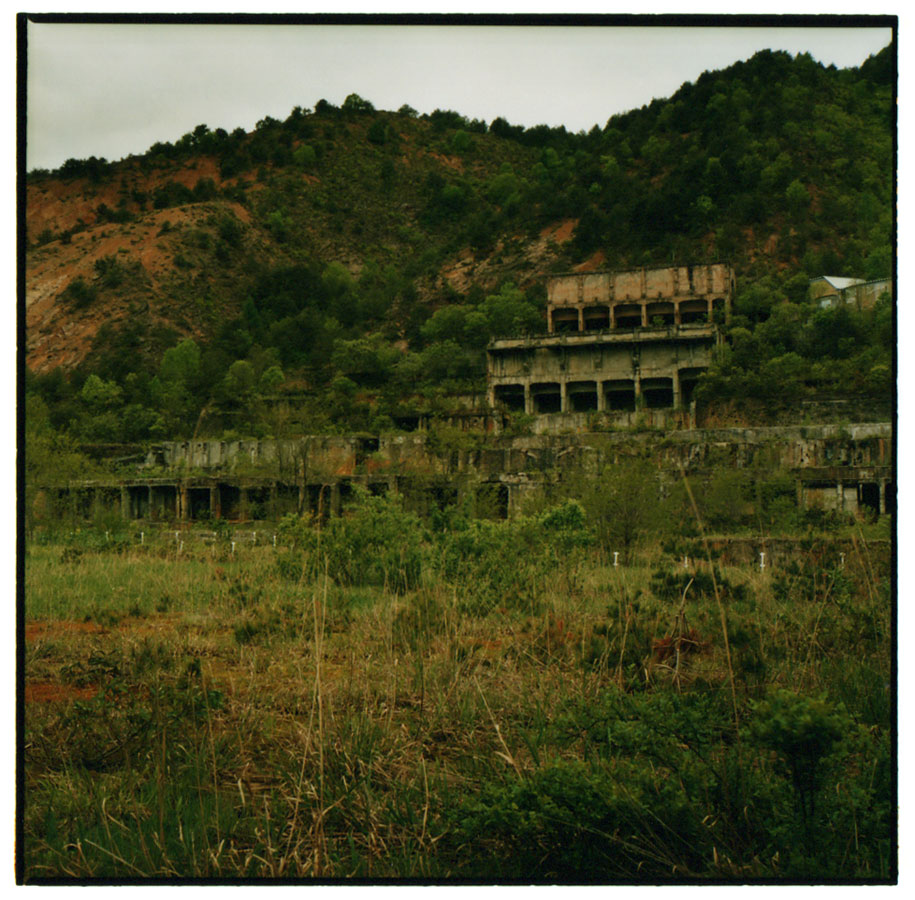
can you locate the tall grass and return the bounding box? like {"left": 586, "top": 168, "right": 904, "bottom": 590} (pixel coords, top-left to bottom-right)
{"left": 22, "top": 496, "right": 894, "bottom": 882}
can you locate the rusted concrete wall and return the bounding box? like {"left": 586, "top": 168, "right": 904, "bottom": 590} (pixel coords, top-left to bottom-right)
{"left": 60, "top": 420, "right": 892, "bottom": 524}
{"left": 546, "top": 264, "right": 734, "bottom": 317}
{"left": 145, "top": 423, "right": 891, "bottom": 479}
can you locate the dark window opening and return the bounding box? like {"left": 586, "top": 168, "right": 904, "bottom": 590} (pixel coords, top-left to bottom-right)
{"left": 605, "top": 380, "right": 636, "bottom": 412}
{"left": 127, "top": 486, "right": 149, "bottom": 519}
{"left": 613, "top": 304, "right": 642, "bottom": 329}
{"left": 680, "top": 379, "right": 700, "bottom": 406}
{"left": 307, "top": 484, "right": 331, "bottom": 521}
{"left": 219, "top": 484, "right": 241, "bottom": 519}
{"left": 150, "top": 485, "right": 177, "bottom": 520}
{"left": 679, "top": 301, "right": 708, "bottom": 324}
{"left": 859, "top": 482, "right": 880, "bottom": 516}
{"left": 641, "top": 379, "right": 674, "bottom": 409}
{"left": 494, "top": 384, "right": 525, "bottom": 412}
{"left": 276, "top": 484, "right": 299, "bottom": 516}
{"left": 552, "top": 310, "right": 579, "bottom": 333}
{"left": 393, "top": 416, "right": 420, "bottom": 432}
{"left": 532, "top": 384, "right": 561, "bottom": 414}
{"left": 583, "top": 306, "right": 610, "bottom": 330}
{"left": 246, "top": 487, "right": 271, "bottom": 520}
{"left": 188, "top": 488, "right": 211, "bottom": 520}
{"left": 431, "top": 484, "right": 458, "bottom": 511}
{"left": 568, "top": 382, "right": 598, "bottom": 412}
{"left": 647, "top": 303, "right": 676, "bottom": 327}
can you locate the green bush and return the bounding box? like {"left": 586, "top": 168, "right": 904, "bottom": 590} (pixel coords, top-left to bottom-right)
{"left": 278, "top": 488, "right": 427, "bottom": 593}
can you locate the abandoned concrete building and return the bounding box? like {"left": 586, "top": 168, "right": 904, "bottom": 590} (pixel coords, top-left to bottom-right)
{"left": 34, "top": 264, "right": 893, "bottom": 529}
{"left": 809, "top": 274, "right": 892, "bottom": 310}
{"left": 48, "top": 421, "right": 892, "bottom": 527}
{"left": 487, "top": 264, "right": 733, "bottom": 417}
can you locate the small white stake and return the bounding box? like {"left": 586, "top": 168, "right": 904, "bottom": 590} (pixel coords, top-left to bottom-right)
{"left": 683, "top": 556, "right": 689, "bottom": 568}
{"left": 613, "top": 551, "right": 619, "bottom": 567}
{"left": 759, "top": 551, "right": 766, "bottom": 570}
{"left": 232, "top": 541, "right": 236, "bottom": 554}
{"left": 175, "top": 531, "right": 179, "bottom": 543}
{"left": 273, "top": 534, "right": 277, "bottom": 547}
{"left": 839, "top": 552, "right": 845, "bottom": 568}
{"left": 105, "top": 531, "right": 109, "bottom": 542}
{"left": 140, "top": 532, "right": 144, "bottom": 544}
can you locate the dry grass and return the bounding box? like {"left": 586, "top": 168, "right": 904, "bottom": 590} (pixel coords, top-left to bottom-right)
{"left": 21, "top": 525, "right": 893, "bottom": 881}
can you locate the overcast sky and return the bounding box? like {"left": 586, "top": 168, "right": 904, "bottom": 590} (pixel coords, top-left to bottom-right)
{"left": 25, "top": 18, "right": 893, "bottom": 172}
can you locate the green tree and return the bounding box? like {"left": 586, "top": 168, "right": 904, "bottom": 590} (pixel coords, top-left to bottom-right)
{"left": 160, "top": 338, "right": 201, "bottom": 386}
{"left": 79, "top": 374, "right": 122, "bottom": 411}
{"left": 786, "top": 179, "right": 811, "bottom": 220}
{"left": 342, "top": 93, "right": 375, "bottom": 115}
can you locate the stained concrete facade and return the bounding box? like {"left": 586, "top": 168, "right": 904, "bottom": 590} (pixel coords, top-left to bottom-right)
{"left": 809, "top": 275, "right": 892, "bottom": 311}
{"left": 47, "top": 422, "right": 891, "bottom": 525}
{"left": 487, "top": 265, "right": 733, "bottom": 416}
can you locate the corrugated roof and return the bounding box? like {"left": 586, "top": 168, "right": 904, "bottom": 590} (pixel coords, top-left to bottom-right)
{"left": 811, "top": 275, "right": 866, "bottom": 290}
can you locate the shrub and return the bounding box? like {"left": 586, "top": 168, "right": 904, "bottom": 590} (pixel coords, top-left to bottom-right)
{"left": 278, "top": 488, "right": 427, "bottom": 593}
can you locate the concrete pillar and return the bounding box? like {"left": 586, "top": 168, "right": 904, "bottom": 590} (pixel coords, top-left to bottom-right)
{"left": 577, "top": 307, "right": 585, "bottom": 332}
{"left": 487, "top": 384, "right": 495, "bottom": 409}
{"left": 330, "top": 482, "right": 342, "bottom": 517}
{"left": 560, "top": 381, "right": 569, "bottom": 413}
{"left": 148, "top": 485, "right": 154, "bottom": 518}
{"left": 879, "top": 479, "right": 887, "bottom": 514}
{"left": 609, "top": 303, "right": 616, "bottom": 330}
{"left": 674, "top": 301, "right": 682, "bottom": 326}
{"left": 523, "top": 383, "right": 532, "bottom": 414}
{"left": 707, "top": 298, "right": 714, "bottom": 322}
{"left": 673, "top": 370, "right": 682, "bottom": 409}
{"left": 596, "top": 381, "right": 606, "bottom": 412}
{"left": 640, "top": 303, "right": 648, "bottom": 328}
{"left": 634, "top": 373, "right": 642, "bottom": 406}
{"left": 836, "top": 482, "right": 844, "bottom": 512}
{"left": 547, "top": 308, "right": 554, "bottom": 333}
{"left": 120, "top": 487, "right": 130, "bottom": 519}
{"left": 239, "top": 487, "right": 249, "bottom": 519}
{"left": 178, "top": 485, "right": 187, "bottom": 520}
{"left": 210, "top": 485, "right": 221, "bottom": 519}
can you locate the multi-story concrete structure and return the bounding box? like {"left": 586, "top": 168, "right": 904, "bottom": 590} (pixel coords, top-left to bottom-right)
{"left": 487, "top": 264, "right": 734, "bottom": 416}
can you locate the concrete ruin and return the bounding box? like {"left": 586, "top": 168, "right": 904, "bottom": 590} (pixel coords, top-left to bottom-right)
{"left": 33, "top": 265, "right": 894, "bottom": 529}
{"left": 487, "top": 264, "right": 733, "bottom": 416}
{"left": 46, "top": 422, "right": 892, "bottom": 524}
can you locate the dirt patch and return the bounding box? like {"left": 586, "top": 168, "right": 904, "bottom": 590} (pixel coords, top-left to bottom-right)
{"left": 427, "top": 151, "right": 464, "bottom": 173}
{"left": 540, "top": 219, "right": 577, "bottom": 243}
{"left": 25, "top": 681, "right": 99, "bottom": 704}
{"left": 26, "top": 621, "right": 108, "bottom": 642}
{"left": 574, "top": 250, "right": 607, "bottom": 272}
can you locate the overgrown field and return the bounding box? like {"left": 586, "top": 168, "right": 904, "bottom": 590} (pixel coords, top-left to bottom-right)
{"left": 22, "top": 494, "right": 894, "bottom": 882}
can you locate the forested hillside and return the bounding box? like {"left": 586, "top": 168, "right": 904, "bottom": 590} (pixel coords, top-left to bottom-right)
{"left": 25, "top": 44, "right": 894, "bottom": 444}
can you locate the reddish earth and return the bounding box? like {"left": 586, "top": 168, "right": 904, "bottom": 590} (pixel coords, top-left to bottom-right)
{"left": 25, "top": 681, "right": 99, "bottom": 704}
{"left": 426, "top": 151, "right": 464, "bottom": 173}
{"left": 540, "top": 219, "right": 577, "bottom": 243}
{"left": 25, "top": 621, "right": 108, "bottom": 642}
{"left": 26, "top": 156, "right": 230, "bottom": 238}
{"left": 25, "top": 154, "right": 259, "bottom": 373}
{"left": 574, "top": 250, "right": 607, "bottom": 272}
